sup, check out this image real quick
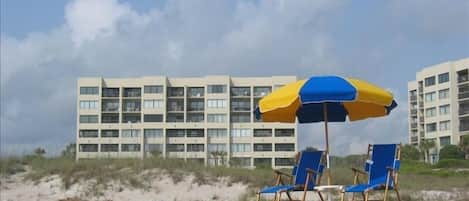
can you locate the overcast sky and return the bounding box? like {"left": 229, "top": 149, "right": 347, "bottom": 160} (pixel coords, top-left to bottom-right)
{"left": 1, "top": 0, "right": 468, "bottom": 156}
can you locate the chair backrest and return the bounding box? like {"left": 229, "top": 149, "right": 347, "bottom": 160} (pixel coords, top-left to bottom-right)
{"left": 293, "top": 151, "right": 324, "bottom": 189}
{"left": 366, "top": 144, "right": 400, "bottom": 187}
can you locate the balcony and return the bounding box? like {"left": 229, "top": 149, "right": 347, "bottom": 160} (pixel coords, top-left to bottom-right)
{"left": 123, "top": 88, "right": 141, "bottom": 97}
{"left": 231, "top": 113, "right": 251, "bottom": 123}
{"left": 188, "top": 87, "right": 204, "bottom": 98}
{"left": 458, "top": 70, "right": 468, "bottom": 83}
{"left": 231, "top": 99, "right": 251, "bottom": 112}
{"left": 410, "top": 110, "right": 418, "bottom": 116}
{"left": 167, "top": 99, "right": 184, "bottom": 112}
{"left": 411, "top": 136, "right": 418, "bottom": 143}
{"left": 187, "top": 100, "right": 204, "bottom": 112}
{"left": 122, "top": 113, "right": 141, "bottom": 123}
{"left": 102, "top": 88, "right": 119, "bottom": 98}
{"left": 102, "top": 114, "right": 119, "bottom": 123}
{"left": 166, "top": 113, "right": 184, "bottom": 122}
{"left": 254, "top": 87, "right": 272, "bottom": 97}
{"left": 167, "top": 87, "right": 184, "bottom": 97}
{"left": 102, "top": 100, "right": 119, "bottom": 112}
{"left": 410, "top": 95, "right": 417, "bottom": 102}
{"left": 410, "top": 123, "right": 418, "bottom": 129}
{"left": 122, "top": 100, "right": 141, "bottom": 112}
{"left": 187, "top": 113, "right": 204, "bottom": 122}
{"left": 231, "top": 87, "right": 251, "bottom": 97}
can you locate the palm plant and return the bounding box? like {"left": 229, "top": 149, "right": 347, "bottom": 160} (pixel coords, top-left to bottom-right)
{"left": 419, "top": 139, "right": 436, "bottom": 163}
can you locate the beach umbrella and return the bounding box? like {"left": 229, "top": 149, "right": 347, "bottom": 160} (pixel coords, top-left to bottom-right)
{"left": 254, "top": 75, "right": 397, "bottom": 187}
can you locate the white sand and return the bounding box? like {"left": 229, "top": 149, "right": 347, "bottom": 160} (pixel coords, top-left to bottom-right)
{"left": 0, "top": 172, "right": 248, "bottom": 201}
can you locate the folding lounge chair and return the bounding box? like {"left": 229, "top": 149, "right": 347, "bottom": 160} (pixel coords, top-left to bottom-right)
{"left": 341, "top": 144, "right": 401, "bottom": 201}
{"left": 256, "top": 151, "right": 325, "bottom": 201}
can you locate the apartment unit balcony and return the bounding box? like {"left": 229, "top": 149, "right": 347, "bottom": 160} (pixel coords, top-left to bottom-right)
{"left": 102, "top": 88, "right": 119, "bottom": 98}
{"left": 166, "top": 113, "right": 184, "bottom": 122}
{"left": 410, "top": 123, "right": 418, "bottom": 129}
{"left": 122, "top": 100, "right": 141, "bottom": 112}
{"left": 122, "top": 113, "right": 141, "bottom": 123}
{"left": 410, "top": 110, "right": 418, "bottom": 116}
{"left": 102, "top": 113, "right": 119, "bottom": 123}
{"left": 167, "top": 99, "right": 184, "bottom": 112}
{"left": 460, "top": 117, "right": 469, "bottom": 132}
{"left": 167, "top": 87, "right": 184, "bottom": 97}
{"left": 187, "top": 113, "right": 204, "bottom": 122}
{"left": 410, "top": 95, "right": 417, "bottom": 102}
{"left": 411, "top": 136, "right": 419, "bottom": 143}
{"left": 231, "top": 87, "right": 251, "bottom": 97}
{"left": 253, "top": 87, "right": 272, "bottom": 97}
{"left": 458, "top": 69, "right": 468, "bottom": 83}
{"left": 231, "top": 113, "right": 251, "bottom": 123}
{"left": 102, "top": 99, "right": 119, "bottom": 112}
{"left": 187, "top": 100, "right": 204, "bottom": 112}
{"left": 123, "top": 88, "right": 141, "bottom": 98}
{"left": 459, "top": 101, "right": 469, "bottom": 116}
{"left": 188, "top": 87, "right": 204, "bottom": 98}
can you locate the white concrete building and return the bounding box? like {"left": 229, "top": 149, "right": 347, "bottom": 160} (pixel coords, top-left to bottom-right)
{"left": 76, "top": 76, "right": 298, "bottom": 168}
{"left": 408, "top": 58, "right": 469, "bottom": 163}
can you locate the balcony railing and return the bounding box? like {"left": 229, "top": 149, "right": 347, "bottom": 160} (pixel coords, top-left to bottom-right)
{"left": 458, "top": 75, "right": 468, "bottom": 83}
{"left": 459, "top": 109, "right": 469, "bottom": 116}
{"left": 459, "top": 92, "right": 469, "bottom": 99}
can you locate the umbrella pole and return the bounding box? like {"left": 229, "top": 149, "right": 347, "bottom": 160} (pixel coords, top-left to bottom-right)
{"left": 323, "top": 103, "right": 332, "bottom": 201}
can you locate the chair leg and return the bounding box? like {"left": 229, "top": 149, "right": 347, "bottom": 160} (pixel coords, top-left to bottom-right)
{"left": 351, "top": 192, "right": 355, "bottom": 201}
{"left": 318, "top": 191, "right": 325, "bottom": 201}
{"left": 364, "top": 192, "right": 369, "bottom": 201}
{"left": 362, "top": 193, "right": 366, "bottom": 201}
{"left": 384, "top": 187, "right": 389, "bottom": 201}
{"left": 275, "top": 192, "right": 281, "bottom": 201}
{"left": 341, "top": 192, "right": 346, "bottom": 201}
{"left": 256, "top": 192, "right": 261, "bottom": 201}
{"left": 286, "top": 191, "right": 293, "bottom": 201}
{"left": 395, "top": 189, "right": 401, "bottom": 201}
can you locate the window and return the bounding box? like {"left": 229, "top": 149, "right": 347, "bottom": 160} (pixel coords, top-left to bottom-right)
{"left": 230, "top": 129, "right": 252, "bottom": 137}
{"left": 438, "top": 73, "right": 449, "bottom": 84}
{"left": 121, "top": 144, "right": 140, "bottom": 152}
{"left": 425, "top": 92, "right": 436, "bottom": 102}
{"left": 167, "top": 129, "right": 185, "bottom": 137}
{"left": 101, "top": 144, "right": 118, "bottom": 152}
{"left": 144, "top": 85, "right": 163, "bottom": 94}
{"left": 439, "top": 136, "right": 451, "bottom": 147}
{"left": 80, "top": 87, "right": 99, "bottom": 95}
{"left": 167, "top": 144, "right": 184, "bottom": 152}
{"left": 166, "top": 113, "right": 184, "bottom": 122}
{"left": 121, "top": 129, "right": 140, "bottom": 138}
{"left": 438, "top": 89, "right": 449, "bottom": 100}
{"left": 231, "top": 87, "right": 250, "bottom": 97}
{"left": 207, "top": 114, "right": 226, "bottom": 123}
{"left": 254, "top": 158, "right": 272, "bottom": 167}
{"left": 102, "top": 99, "right": 119, "bottom": 112}
{"left": 274, "top": 143, "right": 295, "bottom": 152}
{"left": 275, "top": 158, "right": 295, "bottom": 166}
{"left": 424, "top": 76, "right": 436, "bottom": 87}
{"left": 187, "top": 129, "right": 204, "bottom": 137}
{"left": 439, "top": 120, "right": 451, "bottom": 131}
{"left": 231, "top": 99, "right": 251, "bottom": 111}
{"left": 254, "top": 143, "right": 272, "bottom": 152}
{"left": 102, "top": 114, "right": 119, "bottom": 123}
{"left": 188, "top": 87, "right": 204, "bottom": 97}
{"left": 144, "top": 129, "right": 163, "bottom": 138}
{"left": 207, "top": 85, "right": 227, "bottom": 94}
{"left": 426, "top": 123, "right": 437, "bottom": 133}
{"left": 79, "top": 144, "right": 98, "bottom": 152}
{"left": 167, "top": 99, "right": 184, "bottom": 111}
{"left": 101, "top": 130, "right": 119, "bottom": 138}
{"left": 439, "top": 105, "right": 450, "bottom": 115}
{"left": 254, "top": 87, "right": 272, "bottom": 97}
{"left": 208, "top": 144, "right": 226, "bottom": 152}
{"left": 102, "top": 88, "right": 119, "bottom": 97}
{"left": 187, "top": 144, "right": 204, "bottom": 152}
{"left": 79, "top": 130, "right": 98, "bottom": 138}
{"left": 123, "top": 88, "right": 141, "bottom": 97}
{"left": 425, "top": 107, "right": 436, "bottom": 117}
{"left": 207, "top": 99, "right": 227, "bottom": 108}
{"left": 231, "top": 143, "right": 251, "bottom": 152}
{"left": 231, "top": 113, "right": 250, "bottom": 123}
{"left": 79, "top": 100, "right": 98, "bottom": 109}
{"left": 79, "top": 115, "right": 98, "bottom": 123}
{"left": 275, "top": 129, "right": 294, "bottom": 137}
{"left": 143, "top": 99, "right": 164, "bottom": 109}
{"left": 144, "top": 114, "right": 163, "bottom": 122}
{"left": 254, "top": 129, "right": 272, "bottom": 137}
{"left": 207, "top": 129, "right": 227, "bottom": 138}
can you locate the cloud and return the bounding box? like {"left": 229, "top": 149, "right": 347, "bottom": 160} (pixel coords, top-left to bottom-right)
{"left": 1, "top": 0, "right": 467, "bottom": 156}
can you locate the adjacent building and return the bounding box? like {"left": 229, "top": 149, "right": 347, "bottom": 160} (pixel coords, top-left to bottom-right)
{"left": 408, "top": 58, "right": 469, "bottom": 163}
{"left": 76, "top": 76, "right": 298, "bottom": 169}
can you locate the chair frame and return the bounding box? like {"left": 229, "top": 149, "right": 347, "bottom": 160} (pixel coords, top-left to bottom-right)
{"left": 341, "top": 144, "right": 402, "bottom": 201}
{"left": 256, "top": 152, "right": 326, "bottom": 201}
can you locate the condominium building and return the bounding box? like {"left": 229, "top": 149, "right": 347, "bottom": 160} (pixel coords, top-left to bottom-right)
{"left": 408, "top": 58, "right": 469, "bottom": 163}
{"left": 76, "top": 76, "right": 298, "bottom": 169}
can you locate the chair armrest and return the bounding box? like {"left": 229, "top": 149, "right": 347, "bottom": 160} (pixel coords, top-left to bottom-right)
{"left": 386, "top": 166, "right": 397, "bottom": 172}
{"left": 351, "top": 168, "right": 367, "bottom": 175}
{"left": 274, "top": 170, "right": 293, "bottom": 178}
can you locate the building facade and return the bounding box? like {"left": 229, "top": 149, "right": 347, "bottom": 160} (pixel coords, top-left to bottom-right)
{"left": 408, "top": 58, "right": 469, "bottom": 163}
{"left": 76, "top": 76, "right": 298, "bottom": 168}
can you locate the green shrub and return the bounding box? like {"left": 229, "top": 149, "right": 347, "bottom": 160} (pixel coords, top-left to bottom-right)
{"left": 401, "top": 144, "right": 420, "bottom": 161}
{"left": 436, "top": 159, "right": 469, "bottom": 168}
{"left": 439, "top": 145, "right": 465, "bottom": 160}
{"left": 0, "top": 157, "right": 26, "bottom": 176}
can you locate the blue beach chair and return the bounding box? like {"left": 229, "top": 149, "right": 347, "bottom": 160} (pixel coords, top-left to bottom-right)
{"left": 256, "top": 151, "right": 325, "bottom": 201}
{"left": 341, "top": 144, "right": 401, "bottom": 201}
